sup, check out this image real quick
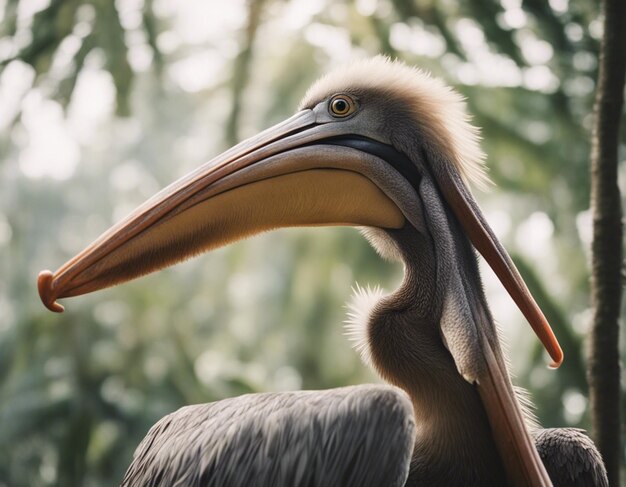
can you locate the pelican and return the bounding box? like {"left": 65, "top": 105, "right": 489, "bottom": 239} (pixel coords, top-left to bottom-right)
{"left": 37, "top": 57, "right": 607, "bottom": 486}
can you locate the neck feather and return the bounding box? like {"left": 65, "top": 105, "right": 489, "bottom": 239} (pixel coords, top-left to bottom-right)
{"left": 346, "top": 226, "right": 506, "bottom": 484}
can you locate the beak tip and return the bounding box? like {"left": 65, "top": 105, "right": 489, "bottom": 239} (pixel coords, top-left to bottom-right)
{"left": 548, "top": 348, "right": 564, "bottom": 369}
{"left": 548, "top": 359, "right": 563, "bottom": 370}
{"left": 38, "top": 270, "right": 64, "bottom": 313}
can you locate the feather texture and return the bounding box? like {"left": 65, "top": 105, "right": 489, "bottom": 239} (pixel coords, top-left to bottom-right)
{"left": 344, "top": 283, "right": 387, "bottom": 367}
{"left": 534, "top": 428, "right": 608, "bottom": 487}
{"left": 121, "top": 385, "right": 416, "bottom": 487}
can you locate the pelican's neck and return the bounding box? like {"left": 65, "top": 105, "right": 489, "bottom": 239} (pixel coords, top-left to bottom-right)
{"left": 353, "top": 226, "right": 507, "bottom": 485}
{"left": 368, "top": 257, "right": 474, "bottom": 424}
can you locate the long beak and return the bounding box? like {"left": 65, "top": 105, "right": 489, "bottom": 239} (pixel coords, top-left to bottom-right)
{"left": 38, "top": 110, "right": 407, "bottom": 312}
{"left": 38, "top": 108, "right": 561, "bottom": 484}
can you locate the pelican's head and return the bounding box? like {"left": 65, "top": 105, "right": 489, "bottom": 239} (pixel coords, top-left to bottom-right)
{"left": 38, "top": 57, "right": 560, "bottom": 485}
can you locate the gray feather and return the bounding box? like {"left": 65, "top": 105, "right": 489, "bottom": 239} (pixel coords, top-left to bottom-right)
{"left": 121, "top": 385, "right": 415, "bottom": 487}
{"left": 534, "top": 428, "right": 608, "bottom": 487}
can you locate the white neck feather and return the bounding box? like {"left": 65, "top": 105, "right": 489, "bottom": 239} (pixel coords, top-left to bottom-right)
{"left": 343, "top": 283, "right": 386, "bottom": 368}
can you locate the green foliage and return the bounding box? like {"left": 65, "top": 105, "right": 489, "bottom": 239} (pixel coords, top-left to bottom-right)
{"left": 0, "top": 0, "right": 622, "bottom": 485}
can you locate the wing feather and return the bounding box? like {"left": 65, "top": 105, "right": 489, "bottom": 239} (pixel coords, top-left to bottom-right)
{"left": 121, "top": 385, "right": 416, "bottom": 487}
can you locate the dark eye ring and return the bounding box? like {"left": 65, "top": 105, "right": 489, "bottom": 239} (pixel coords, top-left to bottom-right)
{"left": 329, "top": 95, "right": 355, "bottom": 117}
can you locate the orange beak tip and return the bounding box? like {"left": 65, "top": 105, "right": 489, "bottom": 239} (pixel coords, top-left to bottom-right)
{"left": 548, "top": 359, "right": 562, "bottom": 370}
{"left": 548, "top": 351, "right": 564, "bottom": 369}
{"left": 37, "top": 270, "right": 65, "bottom": 313}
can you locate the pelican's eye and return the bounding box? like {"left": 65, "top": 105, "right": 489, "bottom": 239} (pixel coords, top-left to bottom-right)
{"left": 329, "top": 95, "right": 356, "bottom": 118}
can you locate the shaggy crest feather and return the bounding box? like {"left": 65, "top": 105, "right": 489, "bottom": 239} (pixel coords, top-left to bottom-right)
{"left": 344, "top": 283, "right": 386, "bottom": 367}
{"left": 300, "top": 56, "right": 490, "bottom": 189}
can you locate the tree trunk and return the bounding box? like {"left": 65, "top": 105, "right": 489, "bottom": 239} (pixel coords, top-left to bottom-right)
{"left": 587, "top": 0, "right": 625, "bottom": 485}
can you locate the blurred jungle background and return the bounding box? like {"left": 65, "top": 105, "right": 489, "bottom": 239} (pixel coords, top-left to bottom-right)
{"left": 0, "top": 0, "right": 624, "bottom": 485}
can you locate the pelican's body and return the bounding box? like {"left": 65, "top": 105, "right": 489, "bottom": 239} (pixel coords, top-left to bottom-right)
{"left": 120, "top": 387, "right": 606, "bottom": 486}
{"left": 121, "top": 386, "right": 416, "bottom": 487}
{"left": 37, "top": 57, "right": 607, "bottom": 486}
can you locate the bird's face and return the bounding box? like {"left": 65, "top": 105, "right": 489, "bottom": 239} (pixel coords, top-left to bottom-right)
{"left": 38, "top": 57, "right": 559, "bottom": 486}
